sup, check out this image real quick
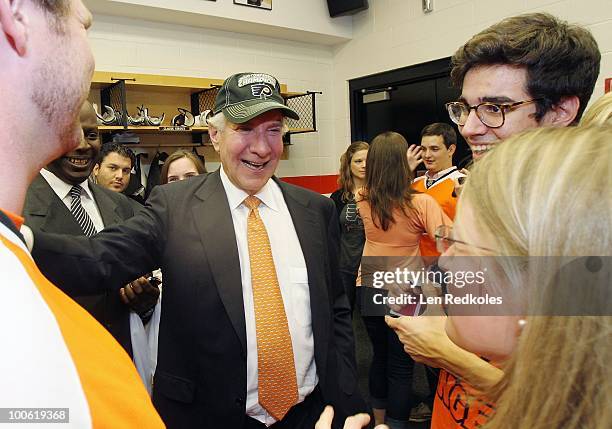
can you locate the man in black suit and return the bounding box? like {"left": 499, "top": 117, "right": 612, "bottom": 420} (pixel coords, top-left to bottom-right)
{"left": 23, "top": 101, "right": 159, "bottom": 357}
{"left": 30, "top": 72, "right": 367, "bottom": 429}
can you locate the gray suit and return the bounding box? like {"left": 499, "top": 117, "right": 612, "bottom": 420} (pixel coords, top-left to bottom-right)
{"left": 24, "top": 173, "right": 136, "bottom": 355}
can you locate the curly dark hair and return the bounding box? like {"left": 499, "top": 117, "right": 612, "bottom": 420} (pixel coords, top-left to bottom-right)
{"left": 450, "top": 13, "right": 600, "bottom": 123}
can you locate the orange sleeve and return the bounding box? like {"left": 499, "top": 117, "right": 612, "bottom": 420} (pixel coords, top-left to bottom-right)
{"left": 2, "top": 236, "right": 165, "bottom": 429}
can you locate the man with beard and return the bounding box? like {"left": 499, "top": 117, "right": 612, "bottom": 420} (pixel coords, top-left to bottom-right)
{"left": 0, "top": 0, "right": 162, "bottom": 426}
{"left": 23, "top": 101, "right": 159, "bottom": 362}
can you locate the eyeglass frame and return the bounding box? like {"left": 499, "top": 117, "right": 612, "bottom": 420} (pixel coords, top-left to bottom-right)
{"left": 435, "top": 225, "right": 497, "bottom": 253}
{"left": 445, "top": 99, "right": 543, "bottom": 129}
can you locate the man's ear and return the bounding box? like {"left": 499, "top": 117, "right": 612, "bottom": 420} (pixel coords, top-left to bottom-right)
{"left": 542, "top": 96, "right": 580, "bottom": 127}
{"left": 92, "top": 163, "right": 100, "bottom": 176}
{"left": 208, "top": 126, "right": 221, "bottom": 152}
{"left": 0, "top": 0, "right": 28, "bottom": 56}
{"left": 448, "top": 144, "right": 456, "bottom": 157}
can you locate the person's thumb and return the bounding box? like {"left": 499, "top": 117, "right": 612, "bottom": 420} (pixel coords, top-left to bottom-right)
{"left": 315, "top": 406, "right": 334, "bottom": 429}
{"left": 384, "top": 315, "right": 398, "bottom": 329}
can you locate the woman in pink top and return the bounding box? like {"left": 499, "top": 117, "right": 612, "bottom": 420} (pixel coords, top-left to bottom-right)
{"left": 356, "top": 131, "right": 450, "bottom": 429}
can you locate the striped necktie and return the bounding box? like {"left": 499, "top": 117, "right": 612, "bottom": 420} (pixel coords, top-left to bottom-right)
{"left": 243, "top": 195, "right": 298, "bottom": 421}
{"left": 69, "top": 185, "right": 98, "bottom": 237}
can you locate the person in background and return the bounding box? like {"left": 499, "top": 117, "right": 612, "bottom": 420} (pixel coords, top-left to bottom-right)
{"left": 93, "top": 142, "right": 136, "bottom": 194}
{"left": 330, "top": 141, "right": 369, "bottom": 311}
{"left": 0, "top": 0, "right": 163, "bottom": 426}
{"left": 356, "top": 132, "right": 450, "bottom": 429}
{"left": 160, "top": 149, "right": 207, "bottom": 184}
{"left": 413, "top": 123, "right": 465, "bottom": 258}
{"left": 407, "top": 122, "right": 466, "bottom": 424}
{"left": 23, "top": 100, "right": 159, "bottom": 360}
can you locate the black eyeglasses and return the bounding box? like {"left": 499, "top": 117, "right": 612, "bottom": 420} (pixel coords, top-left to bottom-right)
{"left": 445, "top": 99, "right": 542, "bottom": 128}
{"left": 435, "top": 225, "right": 496, "bottom": 254}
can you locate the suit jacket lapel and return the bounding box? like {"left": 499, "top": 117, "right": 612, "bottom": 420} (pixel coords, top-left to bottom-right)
{"left": 91, "top": 183, "right": 122, "bottom": 227}
{"left": 25, "top": 174, "right": 82, "bottom": 235}
{"left": 192, "top": 171, "right": 247, "bottom": 354}
{"left": 277, "top": 178, "right": 331, "bottom": 383}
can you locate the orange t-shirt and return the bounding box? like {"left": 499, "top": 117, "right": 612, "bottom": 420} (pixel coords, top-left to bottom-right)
{"left": 0, "top": 208, "right": 165, "bottom": 428}
{"left": 431, "top": 369, "right": 495, "bottom": 429}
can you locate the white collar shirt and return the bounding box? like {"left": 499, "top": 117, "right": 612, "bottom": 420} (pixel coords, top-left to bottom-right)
{"left": 424, "top": 166, "right": 458, "bottom": 182}
{"left": 40, "top": 169, "right": 105, "bottom": 232}
{"left": 219, "top": 167, "right": 317, "bottom": 426}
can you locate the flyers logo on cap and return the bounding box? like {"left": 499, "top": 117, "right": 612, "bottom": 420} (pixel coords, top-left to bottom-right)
{"left": 251, "top": 83, "right": 274, "bottom": 99}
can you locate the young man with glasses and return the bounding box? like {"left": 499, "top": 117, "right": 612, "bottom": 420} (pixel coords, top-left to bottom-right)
{"left": 445, "top": 13, "right": 599, "bottom": 160}
{"left": 386, "top": 12, "right": 601, "bottom": 429}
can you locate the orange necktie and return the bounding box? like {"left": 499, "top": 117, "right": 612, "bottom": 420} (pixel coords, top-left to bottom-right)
{"left": 244, "top": 196, "right": 298, "bottom": 421}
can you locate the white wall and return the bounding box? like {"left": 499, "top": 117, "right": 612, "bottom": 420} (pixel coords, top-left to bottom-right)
{"left": 88, "top": 14, "right": 336, "bottom": 176}
{"left": 86, "top": 0, "right": 352, "bottom": 44}
{"left": 89, "top": 0, "right": 612, "bottom": 179}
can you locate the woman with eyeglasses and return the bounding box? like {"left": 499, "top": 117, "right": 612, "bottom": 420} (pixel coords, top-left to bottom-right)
{"left": 355, "top": 131, "right": 450, "bottom": 428}
{"left": 330, "top": 141, "right": 369, "bottom": 312}
{"left": 442, "top": 125, "right": 611, "bottom": 429}
{"left": 323, "top": 123, "right": 611, "bottom": 429}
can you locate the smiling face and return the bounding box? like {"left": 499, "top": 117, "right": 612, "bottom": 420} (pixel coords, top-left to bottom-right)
{"left": 459, "top": 65, "right": 540, "bottom": 159}
{"left": 210, "top": 110, "right": 284, "bottom": 195}
{"left": 421, "top": 135, "right": 454, "bottom": 175}
{"left": 46, "top": 101, "right": 100, "bottom": 185}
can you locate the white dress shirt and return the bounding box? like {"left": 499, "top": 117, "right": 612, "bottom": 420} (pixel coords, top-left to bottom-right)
{"left": 220, "top": 167, "right": 318, "bottom": 426}
{"left": 40, "top": 169, "right": 105, "bottom": 232}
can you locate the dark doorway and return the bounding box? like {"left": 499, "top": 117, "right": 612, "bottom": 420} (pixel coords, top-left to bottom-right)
{"left": 349, "top": 58, "right": 472, "bottom": 169}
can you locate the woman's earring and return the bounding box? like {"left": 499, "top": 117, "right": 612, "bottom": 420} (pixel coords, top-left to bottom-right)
{"left": 518, "top": 319, "right": 527, "bottom": 329}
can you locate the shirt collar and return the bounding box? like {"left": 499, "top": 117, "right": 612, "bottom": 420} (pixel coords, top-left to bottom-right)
{"left": 425, "top": 166, "right": 457, "bottom": 181}
{"left": 219, "top": 166, "right": 279, "bottom": 212}
{"left": 40, "top": 169, "right": 95, "bottom": 201}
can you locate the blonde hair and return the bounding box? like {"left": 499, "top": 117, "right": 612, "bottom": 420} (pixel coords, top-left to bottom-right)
{"left": 581, "top": 92, "right": 612, "bottom": 126}
{"left": 456, "top": 125, "right": 612, "bottom": 429}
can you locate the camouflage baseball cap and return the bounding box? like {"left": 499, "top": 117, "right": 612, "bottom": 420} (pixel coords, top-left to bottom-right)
{"left": 213, "top": 72, "right": 300, "bottom": 123}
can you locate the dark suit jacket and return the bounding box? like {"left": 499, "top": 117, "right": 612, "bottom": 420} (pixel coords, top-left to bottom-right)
{"left": 24, "top": 174, "right": 136, "bottom": 355}
{"left": 33, "top": 170, "right": 364, "bottom": 428}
